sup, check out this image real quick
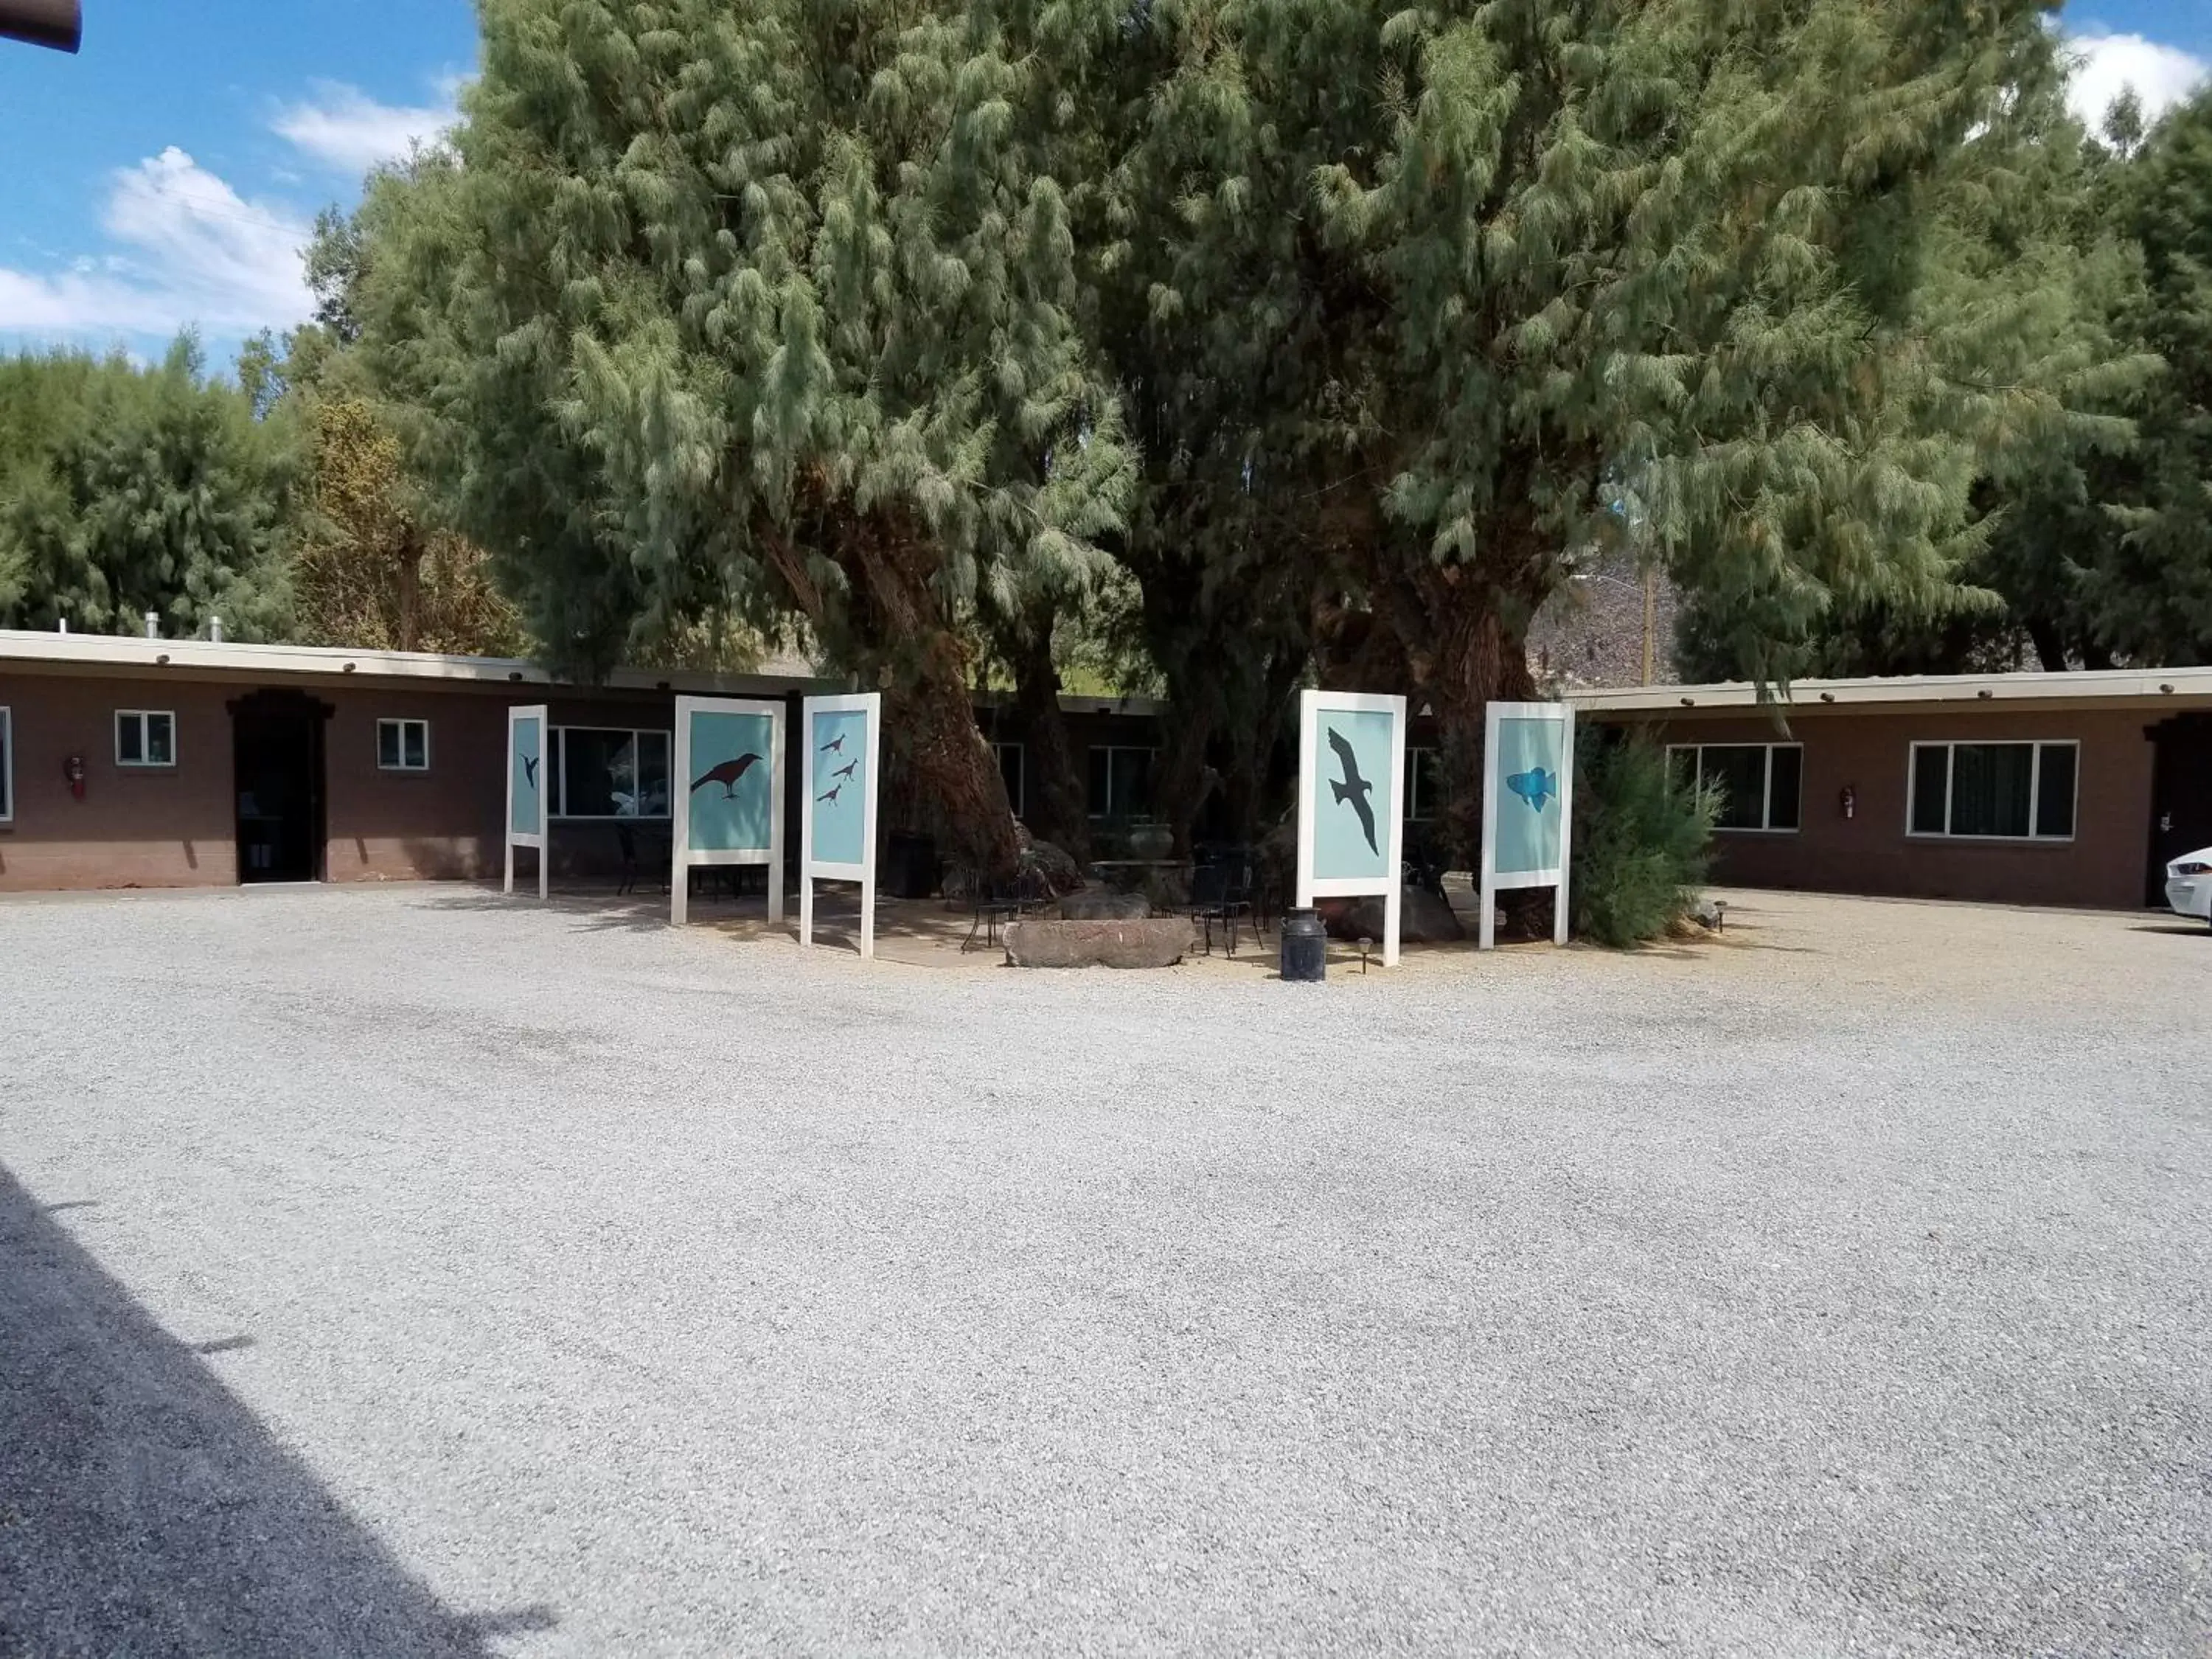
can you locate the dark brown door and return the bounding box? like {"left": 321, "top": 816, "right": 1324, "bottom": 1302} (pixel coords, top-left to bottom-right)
{"left": 230, "top": 690, "right": 330, "bottom": 883}
{"left": 2145, "top": 714, "right": 2212, "bottom": 905}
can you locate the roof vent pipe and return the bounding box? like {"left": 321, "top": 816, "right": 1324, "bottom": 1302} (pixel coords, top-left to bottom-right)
{"left": 209, "top": 616, "right": 224, "bottom": 643}
{"left": 57, "top": 617, "right": 67, "bottom": 633}
{"left": 144, "top": 611, "right": 159, "bottom": 640}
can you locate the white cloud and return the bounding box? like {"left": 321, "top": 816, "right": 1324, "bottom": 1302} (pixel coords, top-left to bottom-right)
{"left": 272, "top": 80, "right": 457, "bottom": 175}
{"left": 0, "top": 147, "right": 312, "bottom": 340}
{"left": 2065, "top": 30, "right": 2208, "bottom": 133}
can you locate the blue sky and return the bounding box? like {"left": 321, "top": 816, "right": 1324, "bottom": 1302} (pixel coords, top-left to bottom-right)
{"left": 0, "top": 0, "right": 2206, "bottom": 372}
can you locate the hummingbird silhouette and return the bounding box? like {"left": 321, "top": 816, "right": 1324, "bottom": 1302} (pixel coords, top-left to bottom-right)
{"left": 819, "top": 734, "right": 846, "bottom": 754}
{"left": 832, "top": 758, "right": 859, "bottom": 782}
{"left": 691, "top": 752, "right": 763, "bottom": 799}
{"left": 1326, "top": 726, "right": 1379, "bottom": 854}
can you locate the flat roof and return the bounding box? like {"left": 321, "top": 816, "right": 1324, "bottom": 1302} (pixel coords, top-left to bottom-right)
{"left": 0, "top": 628, "right": 827, "bottom": 695}
{"left": 1568, "top": 664, "right": 2212, "bottom": 714}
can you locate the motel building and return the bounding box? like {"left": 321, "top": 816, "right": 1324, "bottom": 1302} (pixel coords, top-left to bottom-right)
{"left": 0, "top": 629, "right": 1156, "bottom": 894}
{"left": 1, "top": 625, "right": 2210, "bottom": 914}
{"left": 1572, "top": 668, "right": 2212, "bottom": 912}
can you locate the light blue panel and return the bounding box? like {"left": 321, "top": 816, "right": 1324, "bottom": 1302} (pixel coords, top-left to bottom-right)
{"left": 1492, "top": 714, "right": 1568, "bottom": 877}
{"left": 1310, "top": 706, "right": 1397, "bottom": 883}
{"left": 687, "top": 711, "right": 775, "bottom": 852}
{"left": 810, "top": 708, "right": 869, "bottom": 866}
{"left": 509, "top": 714, "right": 541, "bottom": 836}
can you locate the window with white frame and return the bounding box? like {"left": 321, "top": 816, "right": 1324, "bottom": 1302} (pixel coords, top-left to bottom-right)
{"left": 1404, "top": 745, "right": 1444, "bottom": 822}
{"left": 552, "top": 726, "right": 671, "bottom": 818}
{"left": 0, "top": 706, "right": 12, "bottom": 823}
{"left": 1909, "top": 740, "right": 2076, "bottom": 841}
{"left": 994, "top": 741, "right": 1026, "bottom": 818}
{"left": 1667, "top": 742, "right": 1802, "bottom": 832}
{"left": 115, "top": 709, "right": 176, "bottom": 768}
{"left": 377, "top": 717, "right": 430, "bottom": 772}
{"left": 1086, "top": 745, "right": 1158, "bottom": 819}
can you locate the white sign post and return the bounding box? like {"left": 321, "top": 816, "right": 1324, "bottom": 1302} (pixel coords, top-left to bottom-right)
{"left": 504, "top": 703, "right": 548, "bottom": 901}
{"left": 799, "top": 692, "right": 882, "bottom": 959}
{"left": 1478, "top": 700, "right": 1576, "bottom": 950}
{"left": 672, "top": 695, "right": 785, "bottom": 928}
{"left": 1295, "top": 689, "right": 1408, "bottom": 967}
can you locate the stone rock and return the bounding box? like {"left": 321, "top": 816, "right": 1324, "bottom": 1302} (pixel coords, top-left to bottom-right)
{"left": 1321, "top": 881, "right": 1466, "bottom": 945}
{"left": 1004, "top": 917, "right": 1190, "bottom": 969}
{"left": 1059, "top": 890, "right": 1151, "bottom": 921}
{"left": 1690, "top": 895, "right": 1725, "bottom": 931}
{"left": 1015, "top": 824, "right": 1088, "bottom": 897}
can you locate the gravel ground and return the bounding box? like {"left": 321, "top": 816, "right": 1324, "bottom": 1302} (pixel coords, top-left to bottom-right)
{"left": 1, "top": 883, "right": 2208, "bottom": 1658}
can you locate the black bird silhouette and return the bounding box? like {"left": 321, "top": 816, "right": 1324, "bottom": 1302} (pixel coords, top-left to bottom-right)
{"left": 521, "top": 754, "right": 539, "bottom": 789}
{"left": 832, "top": 758, "right": 859, "bottom": 782}
{"left": 819, "top": 734, "right": 846, "bottom": 754}
{"left": 817, "top": 783, "right": 843, "bottom": 806}
{"left": 691, "top": 751, "right": 763, "bottom": 799}
{"left": 1326, "top": 726, "right": 1378, "bottom": 854}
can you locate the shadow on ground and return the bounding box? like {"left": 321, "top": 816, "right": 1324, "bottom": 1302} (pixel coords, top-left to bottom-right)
{"left": 0, "top": 1166, "right": 554, "bottom": 1658}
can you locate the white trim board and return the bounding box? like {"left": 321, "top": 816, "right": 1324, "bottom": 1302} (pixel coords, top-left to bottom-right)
{"left": 672, "top": 695, "right": 785, "bottom": 928}
{"left": 1295, "top": 689, "right": 1407, "bottom": 967}
{"left": 799, "top": 692, "right": 882, "bottom": 959}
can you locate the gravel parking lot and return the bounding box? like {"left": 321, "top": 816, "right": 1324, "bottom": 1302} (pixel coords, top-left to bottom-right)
{"left": 3, "top": 883, "right": 2208, "bottom": 1657}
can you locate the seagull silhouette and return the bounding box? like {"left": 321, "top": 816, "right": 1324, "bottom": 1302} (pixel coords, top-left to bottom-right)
{"left": 819, "top": 734, "right": 846, "bottom": 754}
{"left": 816, "top": 783, "right": 843, "bottom": 806}
{"left": 690, "top": 752, "right": 763, "bottom": 800}
{"left": 1326, "top": 727, "right": 1379, "bottom": 854}
{"left": 832, "top": 759, "right": 859, "bottom": 782}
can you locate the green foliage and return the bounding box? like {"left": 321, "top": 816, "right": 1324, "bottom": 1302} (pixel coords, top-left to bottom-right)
{"left": 0, "top": 337, "right": 296, "bottom": 640}
{"left": 1571, "top": 726, "right": 1715, "bottom": 947}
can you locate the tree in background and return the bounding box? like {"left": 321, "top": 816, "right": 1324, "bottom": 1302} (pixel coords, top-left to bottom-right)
{"left": 342, "top": 0, "right": 1136, "bottom": 877}
{"left": 0, "top": 337, "right": 294, "bottom": 640}
{"left": 1108, "top": 0, "right": 2095, "bottom": 860}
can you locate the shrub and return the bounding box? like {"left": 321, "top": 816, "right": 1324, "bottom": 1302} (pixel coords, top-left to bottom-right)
{"left": 1570, "top": 723, "right": 1717, "bottom": 947}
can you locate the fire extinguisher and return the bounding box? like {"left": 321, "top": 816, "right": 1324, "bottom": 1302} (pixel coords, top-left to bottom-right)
{"left": 64, "top": 754, "right": 85, "bottom": 800}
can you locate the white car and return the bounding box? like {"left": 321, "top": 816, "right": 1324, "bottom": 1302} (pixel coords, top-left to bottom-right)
{"left": 2168, "top": 847, "right": 2212, "bottom": 928}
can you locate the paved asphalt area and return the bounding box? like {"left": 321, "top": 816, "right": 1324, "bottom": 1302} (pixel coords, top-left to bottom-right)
{"left": 1, "top": 884, "right": 2207, "bottom": 1658}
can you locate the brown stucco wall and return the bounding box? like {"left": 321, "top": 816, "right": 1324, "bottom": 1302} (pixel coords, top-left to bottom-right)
{"left": 0, "top": 669, "right": 717, "bottom": 893}
{"left": 1610, "top": 705, "right": 2159, "bottom": 909}
{"left": 0, "top": 672, "right": 240, "bottom": 890}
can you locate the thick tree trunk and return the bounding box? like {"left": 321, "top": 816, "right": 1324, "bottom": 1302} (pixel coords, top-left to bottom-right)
{"left": 394, "top": 531, "right": 423, "bottom": 654}
{"left": 2025, "top": 616, "right": 2067, "bottom": 673}
{"left": 1009, "top": 616, "right": 1090, "bottom": 860}
{"left": 1427, "top": 595, "right": 1538, "bottom": 872}
{"left": 1155, "top": 698, "right": 1217, "bottom": 858}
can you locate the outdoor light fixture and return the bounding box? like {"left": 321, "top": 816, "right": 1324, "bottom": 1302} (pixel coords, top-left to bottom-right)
{"left": 343, "top": 661, "right": 357, "bottom": 673}
{"left": 1680, "top": 696, "right": 1695, "bottom": 707}
{"left": 0, "top": 0, "right": 80, "bottom": 52}
{"left": 63, "top": 754, "right": 85, "bottom": 799}
{"left": 1819, "top": 692, "right": 1835, "bottom": 703}
{"left": 1977, "top": 689, "right": 1994, "bottom": 699}
{"left": 155, "top": 653, "right": 168, "bottom": 665}
{"left": 1840, "top": 785, "right": 1857, "bottom": 821}
{"left": 2161, "top": 683, "right": 2175, "bottom": 694}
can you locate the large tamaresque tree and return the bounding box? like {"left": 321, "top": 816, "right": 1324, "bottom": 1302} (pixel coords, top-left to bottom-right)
{"left": 1105, "top": 0, "right": 2090, "bottom": 858}
{"left": 347, "top": 0, "right": 1135, "bottom": 875}
{"left": 0, "top": 338, "right": 295, "bottom": 640}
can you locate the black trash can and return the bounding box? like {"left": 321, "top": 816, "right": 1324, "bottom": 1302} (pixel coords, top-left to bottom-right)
{"left": 1279, "top": 908, "right": 1326, "bottom": 982}
{"left": 885, "top": 831, "right": 939, "bottom": 899}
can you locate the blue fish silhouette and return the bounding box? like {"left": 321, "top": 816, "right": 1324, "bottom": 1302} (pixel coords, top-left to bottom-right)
{"left": 1506, "top": 766, "right": 1557, "bottom": 812}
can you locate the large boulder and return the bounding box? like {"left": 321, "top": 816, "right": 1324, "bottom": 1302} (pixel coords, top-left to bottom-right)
{"left": 1060, "top": 890, "right": 1151, "bottom": 921}
{"left": 1004, "top": 917, "right": 1190, "bottom": 969}
{"left": 1320, "top": 881, "right": 1466, "bottom": 945}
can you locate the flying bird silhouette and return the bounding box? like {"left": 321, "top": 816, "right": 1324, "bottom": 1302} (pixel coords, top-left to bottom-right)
{"left": 691, "top": 752, "right": 763, "bottom": 799}
{"left": 832, "top": 759, "right": 859, "bottom": 782}
{"left": 817, "top": 784, "right": 843, "bottom": 806}
{"left": 521, "top": 754, "right": 538, "bottom": 789}
{"left": 818, "top": 734, "right": 846, "bottom": 754}
{"left": 1506, "top": 766, "right": 1558, "bottom": 813}
{"left": 1326, "top": 726, "right": 1379, "bottom": 854}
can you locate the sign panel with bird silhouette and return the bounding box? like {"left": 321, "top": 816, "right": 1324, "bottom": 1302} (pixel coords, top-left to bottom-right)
{"left": 1295, "top": 689, "right": 1408, "bottom": 965}
{"left": 799, "top": 692, "right": 881, "bottom": 958}
{"left": 504, "top": 705, "right": 548, "bottom": 900}
{"left": 672, "top": 696, "right": 785, "bottom": 928}
{"left": 1478, "top": 700, "right": 1576, "bottom": 950}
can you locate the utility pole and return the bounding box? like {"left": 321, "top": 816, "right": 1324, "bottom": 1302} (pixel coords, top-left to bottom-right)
{"left": 0, "top": 0, "right": 80, "bottom": 51}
